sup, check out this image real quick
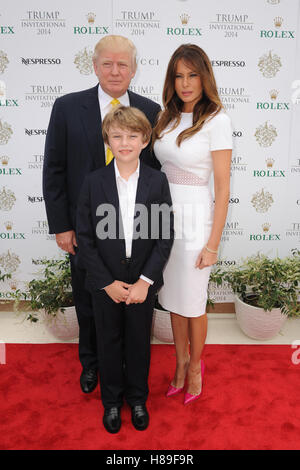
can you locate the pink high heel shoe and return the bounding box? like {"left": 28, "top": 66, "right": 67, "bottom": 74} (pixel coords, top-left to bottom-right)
{"left": 166, "top": 384, "right": 184, "bottom": 397}
{"left": 183, "top": 360, "right": 205, "bottom": 405}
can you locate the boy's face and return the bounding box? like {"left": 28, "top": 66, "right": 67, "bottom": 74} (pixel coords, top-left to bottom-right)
{"left": 107, "top": 126, "right": 148, "bottom": 165}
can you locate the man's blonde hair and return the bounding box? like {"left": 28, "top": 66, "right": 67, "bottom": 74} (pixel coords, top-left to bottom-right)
{"left": 93, "top": 35, "right": 137, "bottom": 68}
{"left": 102, "top": 106, "right": 152, "bottom": 144}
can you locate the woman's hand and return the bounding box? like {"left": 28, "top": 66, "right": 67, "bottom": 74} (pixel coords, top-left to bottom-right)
{"left": 195, "top": 247, "right": 218, "bottom": 269}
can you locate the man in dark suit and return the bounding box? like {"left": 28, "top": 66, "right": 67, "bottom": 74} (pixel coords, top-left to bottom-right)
{"left": 76, "top": 106, "right": 174, "bottom": 432}
{"left": 43, "top": 35, "right": 161, "bottom": 394}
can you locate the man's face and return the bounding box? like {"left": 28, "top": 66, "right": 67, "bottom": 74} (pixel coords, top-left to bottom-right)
{"left": 93, "top": 48, "right": 136, "bottom": 98}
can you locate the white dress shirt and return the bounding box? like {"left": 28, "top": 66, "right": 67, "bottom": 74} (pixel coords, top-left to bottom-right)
{"left": 98, "top": 84, "right": 130, "bottom": 162}
{"left": 114, "top": 159, "right": 139, "bottom": 259}
{"left": 97, "top": 83, "right": 130, "bottom": 119}
{"left": 114, "top": 160, "right": 154, "bottom": 286}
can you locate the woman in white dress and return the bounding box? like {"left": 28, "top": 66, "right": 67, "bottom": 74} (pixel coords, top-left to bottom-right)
{"left": 153, "top": 44, "right": 232, "bottom": 404}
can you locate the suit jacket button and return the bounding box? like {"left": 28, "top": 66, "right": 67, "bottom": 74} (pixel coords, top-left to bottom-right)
{"left": 121, "top": 260, "right": 125, "bottom": 265}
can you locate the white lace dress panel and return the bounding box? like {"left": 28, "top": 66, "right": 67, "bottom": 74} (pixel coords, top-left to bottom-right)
{"left": 161, "top": 161, "right": 208, "bottom": 186}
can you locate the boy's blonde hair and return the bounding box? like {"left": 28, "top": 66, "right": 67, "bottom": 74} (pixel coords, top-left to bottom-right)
{"left": 102, "top": 106, "right": 152, "bottom": 144}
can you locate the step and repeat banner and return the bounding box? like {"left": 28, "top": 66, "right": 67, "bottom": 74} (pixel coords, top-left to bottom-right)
{"left": 0, "top": 0, "right": 299, "bottom": 302}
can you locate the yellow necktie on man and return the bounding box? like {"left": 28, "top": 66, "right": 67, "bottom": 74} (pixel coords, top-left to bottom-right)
{"left": 105, "top": 99, "right": 120, "bottom": 165}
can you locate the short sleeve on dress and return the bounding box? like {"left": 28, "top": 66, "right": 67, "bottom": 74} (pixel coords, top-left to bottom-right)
{"left": 209, "top": 112, "right": 233, "bottom": 151}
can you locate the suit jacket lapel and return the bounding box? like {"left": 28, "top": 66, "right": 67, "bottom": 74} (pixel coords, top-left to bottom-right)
{"left": 80, "top": 84, "right": 105, "bottom": 169}
{"left": 131, "top": 162, "right": 152, "bottom": 259}
{"left": 128, "top": 90, "right": 136, "bottom": 107}
{"left": 101, "top": 161, "right": 119, "bottom": 211}
{"left": 135, "top": 162, "right": 151, "bottom": 207}
{"left": 101, "top": 162, "right": 125, "bottom": 256}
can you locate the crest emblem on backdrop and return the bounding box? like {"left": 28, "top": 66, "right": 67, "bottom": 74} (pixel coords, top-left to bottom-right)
{"left": 258, "top": 51, "right": 282, "bottom": 78}
{"left": 254, "top": 121, "right": 277, "bottom": 147}
{"left": 251, "top": 189, "right": 274, "bottom": 213}
{"left": 0, "top": 51, "right": 9, "bottom": 75}
{"left": 0, "top": 120, "right": 13, "bottom": 145}
{"left": 0, "top": 250, "right": 21, "bottom": 273}
{"left": 74, "top": 47, "right": 93, "bottom": 75}
{"left": 0, "top": 187, "right": 16, "bottom": 211}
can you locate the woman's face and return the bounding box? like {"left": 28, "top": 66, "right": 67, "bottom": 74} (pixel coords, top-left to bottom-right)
{"left": 174, "top": 59, "right": 203, "bottom": 112}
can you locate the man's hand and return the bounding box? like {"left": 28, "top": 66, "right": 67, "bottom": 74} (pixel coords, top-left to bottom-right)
{"left": 104, "top": 280, "right": 132, "bottom": 303}
{"left": 126, "top": 278, "right": 150, "bottom": 305}
{"left": 56, "top": 230, "right": 77, "bottom": 255}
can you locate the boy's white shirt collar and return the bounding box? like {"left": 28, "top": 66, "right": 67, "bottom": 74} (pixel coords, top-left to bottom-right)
{"left": 114, "top": 158, "right": 140, "bottom": 181}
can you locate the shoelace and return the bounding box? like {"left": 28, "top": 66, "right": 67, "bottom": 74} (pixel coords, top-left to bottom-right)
{"left": 106, "top": 407, "right": 119, "bottom": 419}
{"left": 133, "top": 405, "right": 145, "bottom": 417}
{"left": 85, "top": 370, "right": 97, "bottom": 381}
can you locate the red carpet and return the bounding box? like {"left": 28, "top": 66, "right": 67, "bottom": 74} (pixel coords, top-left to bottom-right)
{"left": 0, "top": 343, "right": 300, "bottom": 450}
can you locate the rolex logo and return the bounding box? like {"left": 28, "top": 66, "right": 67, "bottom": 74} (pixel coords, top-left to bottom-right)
{"left": 266, "top": 158, "right": 275, "bottom": 168}
{"left": 274, "top": 17, "right": 283, "bottom": 28}
{"left": 1, "top": 156, "right": 9, "bottom": 165}
{"left": 262, "top": 223, "right": 271, "bottom": 232}
{"left": 0, "top": 249, "right": 21, "bottom": 273}
{"left": 0, "top": 187, "right": 16, "bottom": 211}
{"left": 4, "top": 221, "right": 12, "bottom": 230}
{"left": 269, "top": 89, "right": 278, "bottom": 100}
{"left": 180, "top": 13, "right": 190, "bottom": 25}
{"left": 0, "top": 119, "right": 13, "bottom": 145}
{"left": 251, "top": 188, "right": 274, "bottom": 213}
{"left": 86, "top": 12, "right": 96, "bottom": 24}
{"left": 0, "top": 50, "right": 9, "bottom": 75}
{"left": 254, "top": 121, "right": 277, "bottom": 147}
{"left": 74, "top": 47, "right": 93, "bottom": 75}
{"left": 258, "top": 51, "right": 282, "bottom": 78}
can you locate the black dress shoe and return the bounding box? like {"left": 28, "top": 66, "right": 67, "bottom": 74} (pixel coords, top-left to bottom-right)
{"left": 131, "top": 404, "right": 149, "bottom": 431}
{"left": 80, "top": 368, "right": 98, "bottom": 393}
{"left": 103, "top": 407, "right": 121, "bottom": 434}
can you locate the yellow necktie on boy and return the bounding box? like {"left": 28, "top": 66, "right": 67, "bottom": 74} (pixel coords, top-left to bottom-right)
{"left": 105, "top": 99, "right": 120, "bottom": 165}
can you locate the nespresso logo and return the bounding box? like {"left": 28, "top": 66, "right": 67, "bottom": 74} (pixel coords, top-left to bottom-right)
{"left": 28, "top": 196, "right": 44, "bottom": 203}
{"left": 21, "top": 58, "right": 61, "bottom": 65}
{"left": 212, "top": 60, "right": 246, "bottom": 67}
{"left": 25, "top": 129, "right": 47, "bottom": 136}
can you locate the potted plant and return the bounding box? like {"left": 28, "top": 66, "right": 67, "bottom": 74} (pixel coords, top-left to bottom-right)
{"left": 14, "top": 255, "right": 78, "bottom": 340}
{"left": 151, "top": 295, "right": 174, "bottom": 343}
{"left": 209, "top": 249, "right": 300, "bottom": 340}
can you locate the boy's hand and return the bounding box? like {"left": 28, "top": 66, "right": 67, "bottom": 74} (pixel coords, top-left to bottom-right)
{"left": 126, "top": 278, "right": 150, "bottom": 305}
{"left": 104, "top": 280, "right": 131, "bottom": 303}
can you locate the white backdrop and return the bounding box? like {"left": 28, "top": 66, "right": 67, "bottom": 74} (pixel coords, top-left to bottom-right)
{"left": 0, "top": 0, "right": 299, "bottom": 303}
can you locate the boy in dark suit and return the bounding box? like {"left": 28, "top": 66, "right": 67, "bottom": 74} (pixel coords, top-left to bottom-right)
{"left": 43, "top": 36, "right": 161, "bottom": 394}
{"left": 76, "top": 106, "right": 174, "bottom": 434}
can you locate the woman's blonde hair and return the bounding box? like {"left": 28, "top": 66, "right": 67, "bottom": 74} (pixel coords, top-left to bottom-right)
{"left": 152, "top": 44, "right": 223, "bottom": 147}
{"left": 102, "top": 106, "right": 152, "bottom": 144}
